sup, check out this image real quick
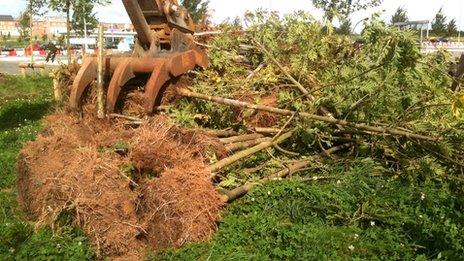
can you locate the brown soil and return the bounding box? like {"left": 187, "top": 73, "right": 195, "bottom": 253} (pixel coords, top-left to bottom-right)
{"left": 122, "top": 90, "right": 146, "bottom": 116}
{"left": 232, "top": 93, "right": 281, "bottom": 128}
{"left": 16, "top": 112, "right": 225, "bottom": 259}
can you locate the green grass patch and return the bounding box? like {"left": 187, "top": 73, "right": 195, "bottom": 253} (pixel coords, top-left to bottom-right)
{"left": 0, "top": 75, "right": 94, "bottom": 260}
{"left": 0, "top": 74, "right": 52, "bottom": 104}
{"left": 156, "top": 159, "right": 464, "bottom": 260}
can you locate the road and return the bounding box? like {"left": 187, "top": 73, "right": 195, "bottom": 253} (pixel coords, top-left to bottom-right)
{"left": 0, "top": 56, "right": 68, "bottom": 75}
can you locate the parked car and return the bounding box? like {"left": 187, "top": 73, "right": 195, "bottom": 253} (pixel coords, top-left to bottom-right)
{"left": 16, "top": 48, "right": 25, "bottom": 56}
{"left": 438, "top": 38, "right": 450, "bottom": 43}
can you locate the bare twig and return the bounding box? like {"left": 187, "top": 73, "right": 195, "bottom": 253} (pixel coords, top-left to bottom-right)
{"left": 193, "top": 40, "right": 212, "bottom": 49}
{"left": 273, "top": 144, "right": 300, "bottom": 156}
{"left": 108, "top": 113, "right": 143, "bottom": 122}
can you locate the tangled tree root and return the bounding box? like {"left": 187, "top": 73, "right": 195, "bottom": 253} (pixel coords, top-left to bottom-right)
{"left": 16, "top": 112, "right": 224, "bottom": 259}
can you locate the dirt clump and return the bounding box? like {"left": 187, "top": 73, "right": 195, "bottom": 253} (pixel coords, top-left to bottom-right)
{"left": 16, "top": 112, "right": 225, "bottom": 259}
{"left": 231, "top": 93, "right": 281, "bottom": 128}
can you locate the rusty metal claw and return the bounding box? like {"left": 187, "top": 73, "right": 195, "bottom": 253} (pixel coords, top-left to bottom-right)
{"left": 106, "top": 58, "right": 135, "bottom": 112}
{"left": 70, "top": 58, "right": 97, "bottom": 109}
{"left": 144, "top": 60, "right": 170, "bottom": 113}
{"left": 68, "top": 0, "right": 209, "bottom": 114}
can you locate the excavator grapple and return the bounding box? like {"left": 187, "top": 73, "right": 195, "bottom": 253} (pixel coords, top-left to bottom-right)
{"left": 69, "top": 0, "right": 208, "bottom": 113}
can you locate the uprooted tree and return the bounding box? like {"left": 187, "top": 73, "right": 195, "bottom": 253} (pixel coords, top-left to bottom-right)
{"left": 17, "top": 10, "right": 464, "bottom": 260}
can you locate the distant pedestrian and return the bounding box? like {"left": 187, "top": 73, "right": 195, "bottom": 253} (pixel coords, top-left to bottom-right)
{"left": 46, "top": 42, "right": 58, "bottom": 63}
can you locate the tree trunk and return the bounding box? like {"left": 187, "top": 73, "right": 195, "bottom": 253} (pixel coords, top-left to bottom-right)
{"left": 177, "top": 89, "right": 439, "bottom": 142}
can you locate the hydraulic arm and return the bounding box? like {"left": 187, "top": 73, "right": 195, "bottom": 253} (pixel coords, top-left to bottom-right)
{"left": 69, "top": 0, "right": 208, "bottom": 113}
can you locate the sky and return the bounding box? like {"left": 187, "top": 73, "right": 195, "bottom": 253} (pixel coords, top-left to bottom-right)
{"left": 2, "top": 0, "right": 464, "bottom": 31}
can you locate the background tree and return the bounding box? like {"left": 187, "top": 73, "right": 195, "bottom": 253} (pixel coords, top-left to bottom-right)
{"left": 447, "top": 18, "right": 458, "bottom": 37}
{"left": 48, "top": 0, "right": 75, "bottom": 62}
{"left": 18, "top": 11, "right": 31, "bottom": 43}
{"left": 180, "top": 0, "right": 209, "bottom": 23}
{"left": 336, "top": 18, "right": 352, "bottom": 35}
{"left": 48, "top": 0, "right": 109, "bottom": 61}
{"left": 72, "top": 0, "right": 99, "bottom": 37}
{"left": 390, "top": 6, "right": 408, "bottom": 24}
{"left": 431, "top": 8, "right": 447, "bottom": 37}
{"left": 312, "top": 0, "right": 382, "bottom": 23}
{"left": 26, "top": 0, "right": 47, "bottom": 49}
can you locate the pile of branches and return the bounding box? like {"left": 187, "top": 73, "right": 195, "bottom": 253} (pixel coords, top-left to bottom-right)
{"left": 160, "top": 11, "right": 464, "bottom": 200}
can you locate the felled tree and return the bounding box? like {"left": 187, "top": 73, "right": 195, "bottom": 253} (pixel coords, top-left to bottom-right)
{"left": 180, "top": 0, "right": 209, "bottom": 23}
{"left": 312, "top": 0, "right": 382, "bottom": 23}
{"left": 390, "top": 6, "right": 408, "bottom": 24}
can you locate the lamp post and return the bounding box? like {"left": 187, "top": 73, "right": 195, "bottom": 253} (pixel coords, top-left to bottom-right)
{"left": 459, "top": 4, "right": 462, "bottom": 43}
{"left": 353, "top": 18, "right": 369, "bottom": 35}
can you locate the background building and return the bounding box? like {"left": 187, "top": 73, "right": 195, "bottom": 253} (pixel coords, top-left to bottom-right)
{"left": 43, "top": 16, "right": 67, "bottom": 37}
{"left": 0, "top": 15, "right": 19, "bottom": 37}
{"left": 0, "top": 14, "right": 133, "bottom": 40}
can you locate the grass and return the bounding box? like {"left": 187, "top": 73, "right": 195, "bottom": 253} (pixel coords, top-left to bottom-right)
{"left": 1, "top": 74, "right": 463, "bottom": 260}
{"left": 156, "top": 158, "right": 464, "bottom": 260}
{"left": 0, "top": 74, "right": 94, "bottom": 260}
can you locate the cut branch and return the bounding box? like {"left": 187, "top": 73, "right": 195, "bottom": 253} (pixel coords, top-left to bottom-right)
{"left": 194, "top": 30, "right": 223, "bottom": 36}
{"left": 220, "top": 143, "right": 354, "bottom": 202}
{"left": 177, "top": 89, "right": 439, "bottom": 142}
{"left": 108, "top": 113, "right": 143, "bottom": 122}
{"left": 226, "top": 137, "right": 272, "bottom": 152}
{"left": 246, "top": 63, "right": 265, "bottom": 82}
{"left": 220, "top": 133, "right": 264, "bottom": 144}
{"left": 253, "top": 127, "right": 285, "bottom": 134}
{"left": 210, "top": 131, "right": 294, "bottom": 177}
{"left": 203, "top": 129, "right": 238, "bottom": 137}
